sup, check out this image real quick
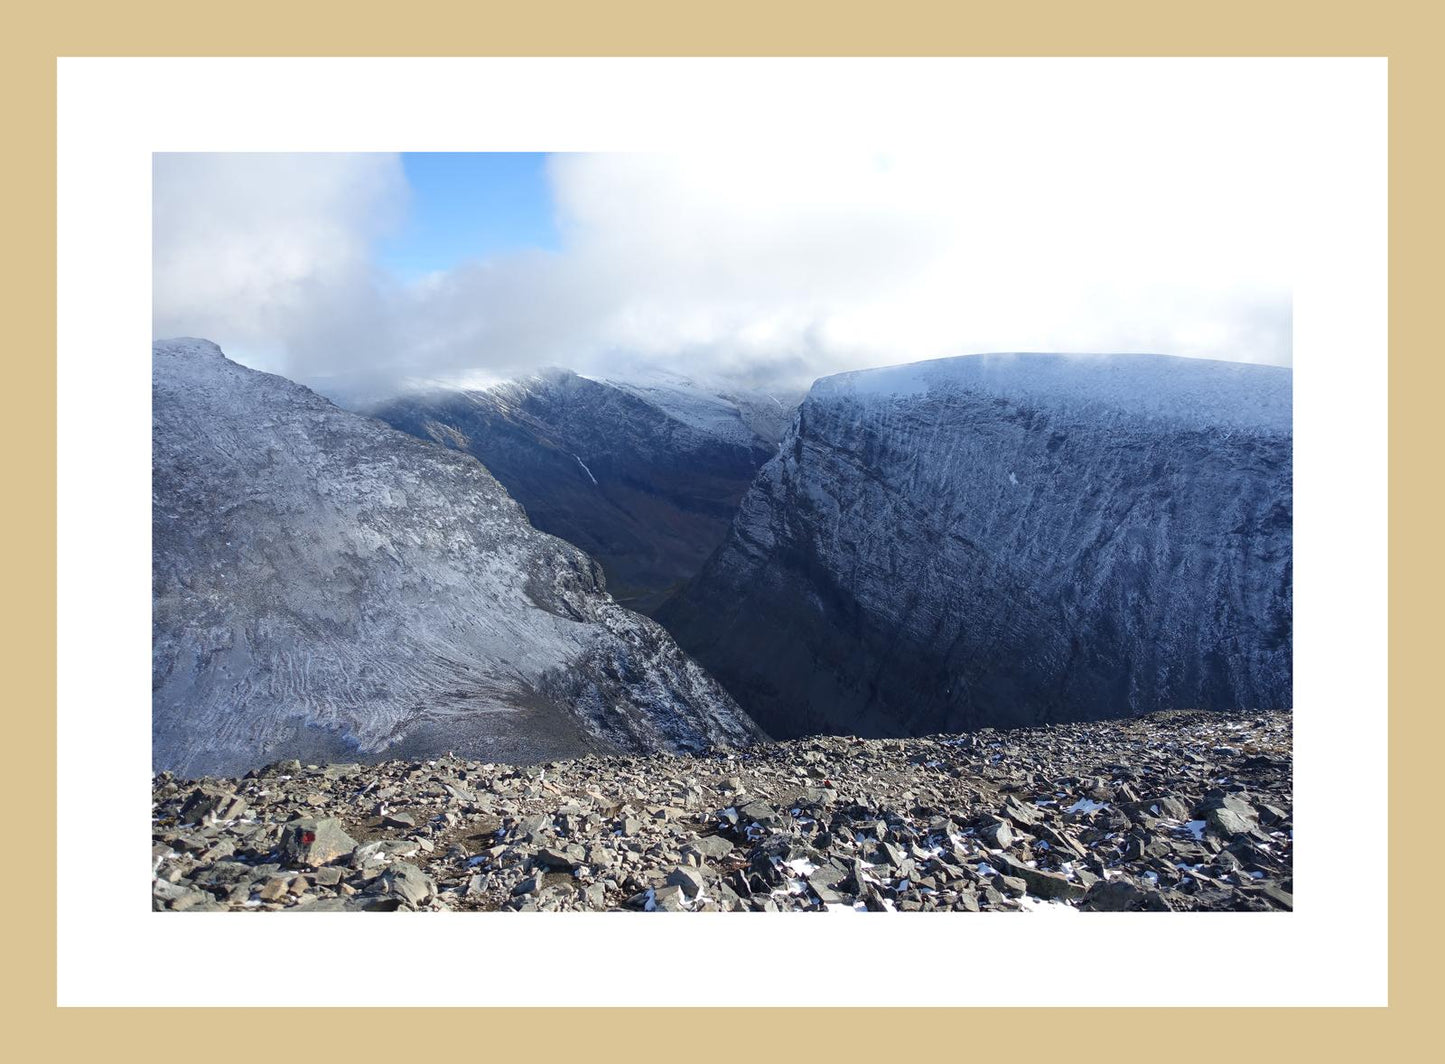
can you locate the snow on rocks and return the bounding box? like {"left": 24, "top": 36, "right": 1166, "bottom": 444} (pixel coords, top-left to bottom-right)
{"left": 152, "top": 708, "right": 1292, "bottom": 913}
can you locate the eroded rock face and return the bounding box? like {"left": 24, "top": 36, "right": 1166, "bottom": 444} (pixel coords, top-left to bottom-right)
{"left": 659, "top": 353, "right": 1292, "bottom": 739}
{"left": 152, "top": 340, "right": 765, "bottom": 777}
{"left": 370, "top": 369, "right": 801, "bottom": 614}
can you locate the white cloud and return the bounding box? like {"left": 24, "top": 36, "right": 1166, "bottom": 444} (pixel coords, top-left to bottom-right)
{"left": 153, "top": 148, "right": 1292, "bottom": 396}
{"left": 152, "top": 152, "right": 408, "bottom": 377}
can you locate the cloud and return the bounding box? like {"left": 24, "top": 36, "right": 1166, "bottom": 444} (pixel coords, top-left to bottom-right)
{"left": 153, "top": 150, "right": 1292, "bottom": 397}
{"left": 152, "top": 152, "right": 408, "bottom": 378}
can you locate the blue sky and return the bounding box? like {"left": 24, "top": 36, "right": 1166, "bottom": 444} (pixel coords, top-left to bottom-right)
{"left": 376, "top": 153, "right": 560, "bottom": 280}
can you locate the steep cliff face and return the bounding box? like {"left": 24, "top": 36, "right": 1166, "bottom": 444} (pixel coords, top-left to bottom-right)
{"left": 371, "top": 370, "right": 799, "bottom": 614}
{"left": 152, "top": 340, "right": 764, "bottom": 778}
{"left": 657, "top": 353, "right": 1292, "bottom": 740}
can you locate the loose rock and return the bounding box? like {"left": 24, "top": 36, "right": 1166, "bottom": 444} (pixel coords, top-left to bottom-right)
{"left": 153, "top": 709, "right": 1292, "bottom": 913}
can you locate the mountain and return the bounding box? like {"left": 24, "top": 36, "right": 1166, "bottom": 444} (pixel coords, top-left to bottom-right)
{"left": 152, "top": 340, "right": 764, "bottom": 778}
{"left": 370, "top": 369, "right": 801, "bottom": 614}
{"left": 657, "top": 352, "right": 1293, "bottom": 740}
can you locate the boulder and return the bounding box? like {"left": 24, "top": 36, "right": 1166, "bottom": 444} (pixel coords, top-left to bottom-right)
{"left": 992, "top": 853, "right": 1086, "bottom": 901}
{"left": 282, "top": 818, "right": 358, "bottom": 867}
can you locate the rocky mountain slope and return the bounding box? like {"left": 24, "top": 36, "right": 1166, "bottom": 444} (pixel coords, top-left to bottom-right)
{"left": 152, "top": 339, "right": 764, "bottom": 778}
{"left": 370, "top": 370, "right": 800, "bottom": 614}
{"left": 658, "top": 353, "right": 1292, "bottom": 739}
{"left": 152, "top": 708, "right": 1292, "bottom": 912}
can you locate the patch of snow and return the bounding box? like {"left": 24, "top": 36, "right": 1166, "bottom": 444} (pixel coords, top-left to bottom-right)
{"left": 811, "top": 352, "right": 1292, "bottom": 435}
{"left": 1017, "top": 895, "right": 1079, "bottom": 914}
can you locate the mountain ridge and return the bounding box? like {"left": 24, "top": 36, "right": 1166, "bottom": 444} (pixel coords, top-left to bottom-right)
{"left": 659, "top": 351, "right": 1293, "bottom": 740}
{"left": 370, "top": 369, "right": 802, "bottom": 613}
{"left": 152, "top": 339, "right": 764, "bottom": 778}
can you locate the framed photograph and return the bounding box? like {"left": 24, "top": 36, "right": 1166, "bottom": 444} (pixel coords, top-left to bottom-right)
{"left": 17, "top": 2, "right": 1422, "bottom": 1053}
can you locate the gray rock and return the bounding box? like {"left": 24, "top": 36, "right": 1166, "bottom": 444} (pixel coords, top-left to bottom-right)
{"left": 295, "top": 897, "right": 370, "bottom": 912}
{"left": 352, "top": 838, "right": 422, "bottom": 867}
{"left": 1080, "top": 879, "right": 1148, "bottom": 911}
{"left": 380, "top": 863, "right": 436, "bottom": 909}
{"left": 685, "top": 835, "right": 735, "bottom": 862}
{"left": 666, "top": 865, "right": 709, "bottom": 899}
{"left": 535, "top": 845, "right": 586, "bottom": 870}
{"left": 1205, "top": 807, "right": 1256, "bottom": 838}
{"left": 514, "top": 814, "right": 553, "bottom": 843}
{"left": 978, "top": 819, "right": 1015, "bottom": 850}
{"left": 1001, "top": 797, "right": 1043, "bottom": 829}
{"left": 1247, "top": 882, "right": 1294, "bottom": 910}
{"left": 876, "top": 841, "right": 906, "bottom": 867}
{"left": 1035, "top": 823, "right": 1086, "bottom": 859}
{"left": 257, "top": 876, "right": 293, "bottom": 902}
{"left": 178, "top": 789, "right": 231, "bottom": 825}
{"left": 1148, "top": 796, "right": 1192, "bottom": 821}
{"left": 281, "top": 818, "right": 358, "bottom": 867}
{"left": 992, "top": 853, "right": 1086, "bottom": 901}
{"left": 737, "top": 800, "right": 783, "bottom": 827}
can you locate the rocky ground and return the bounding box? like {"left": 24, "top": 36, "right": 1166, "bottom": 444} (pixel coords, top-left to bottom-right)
{"left": 152, "top": 709, "right": 1292, "bottom": 913}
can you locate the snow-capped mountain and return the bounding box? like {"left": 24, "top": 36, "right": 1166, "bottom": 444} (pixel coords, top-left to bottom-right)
{"left": 152, "top": 340, "right": 764, "bottom": 777}
{"left": 657, "top": 352, "right": 1293, "bottom": 740}
{"left": 370, "top": 369, "right": 801, "bottom": 614}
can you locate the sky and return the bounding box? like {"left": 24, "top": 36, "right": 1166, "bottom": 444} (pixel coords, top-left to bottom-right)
{"left": 152, "top": 150, "right": 1293, "bottom": 397}
{"left": 375, "top": 153, "right": 560, "bottom": 282}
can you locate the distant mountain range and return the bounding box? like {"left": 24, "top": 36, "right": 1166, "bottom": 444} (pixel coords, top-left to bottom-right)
{"left": 152, "top": 340, "right": 764, "bottom": 777}
{"left": 370, "top": 369, "right": 802, "bottom": 613}
{"left": 657, "top": 353, "right": 1293, "bottom": 739}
